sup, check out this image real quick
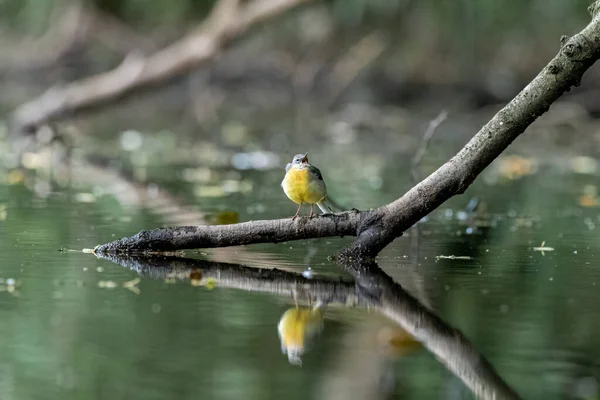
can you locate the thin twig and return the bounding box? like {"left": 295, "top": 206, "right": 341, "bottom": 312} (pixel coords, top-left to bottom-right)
{"left": 410, "top": 110, "right": 448, "bottom": 183}
{"left": 326, "top": 31, "right": 387, "bottom": 106}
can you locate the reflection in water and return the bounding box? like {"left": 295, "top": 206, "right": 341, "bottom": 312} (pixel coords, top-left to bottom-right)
{"left": 378, "top": 326, "right": 422, "bottom": 358}
{"left": 96, "top": 253, "right": 521, "bottom": 400}
{"left": 278, "top": 302, "right": 325, "bottom": 365}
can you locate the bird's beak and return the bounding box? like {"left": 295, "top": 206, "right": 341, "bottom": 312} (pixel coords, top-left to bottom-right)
{"left": 301, "top": 153, "right": 308, "bottom": 163}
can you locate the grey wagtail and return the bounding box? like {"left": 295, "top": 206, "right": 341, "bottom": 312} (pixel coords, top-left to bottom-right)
{"left": 281, "top": 153, "right": 334, "bottom": 220}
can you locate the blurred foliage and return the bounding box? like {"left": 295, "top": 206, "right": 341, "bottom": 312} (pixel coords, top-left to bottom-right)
{"left": 0, "top": 0, "right": 592, "bottom": 36}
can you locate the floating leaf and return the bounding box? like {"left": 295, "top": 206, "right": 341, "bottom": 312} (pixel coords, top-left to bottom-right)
{"left": 98, "top": 280, "right": 118, "bottom": 289}
{"left": 5, "top": 169, "right": 25, "bottom": 185}
{"left": 206, "top": 277, "right": 217, "bottom": 290}
{"left": 497, "top": 155, "right": 537, "bottom": 180}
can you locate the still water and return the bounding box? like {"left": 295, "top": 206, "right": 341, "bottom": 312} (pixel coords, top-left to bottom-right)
{"left": 0, "top": 109, "right": 600, "bottom": 400}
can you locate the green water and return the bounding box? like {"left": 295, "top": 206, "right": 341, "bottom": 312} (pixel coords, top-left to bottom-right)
{"left": 1, "top": 109, "right": 600, "bottom": 400}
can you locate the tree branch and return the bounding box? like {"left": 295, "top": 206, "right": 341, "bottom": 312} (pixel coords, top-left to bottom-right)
{"left": 93, "top": 211, "right": 362, "bottom": 253}
{"left": 92, "top": 2, "right": 600, "bottom": 259}
{"left": 9, "top": 0, "right": 312, "bottom": 134}
{"left": 95, "top": 254, "right": 520, "bottom": 399}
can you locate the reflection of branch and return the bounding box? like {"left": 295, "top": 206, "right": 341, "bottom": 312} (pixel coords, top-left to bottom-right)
{"left": 98, "top": 254, "right": 520, "bottom": 399}
{"left": 363, "top": 266, "right": 520, "bottom": 400}
{"left": 10, "top": 0, "right": 312, "bottom": 134}
{"left": 97, "top": 253, "right": 362, "bottom": 306}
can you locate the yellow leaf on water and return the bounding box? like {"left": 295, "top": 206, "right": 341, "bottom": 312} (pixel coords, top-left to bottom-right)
{"left": 497, "top": 155, "right": 537, "bottom": 180}
{"left": 206, "top": 277, "right": 217, "bottom": 290}
{"left": 579, "top": 194, "right": 599, "bottom": 207}
{"left": 5, "top": 169, "right": 25, "bottom": 185}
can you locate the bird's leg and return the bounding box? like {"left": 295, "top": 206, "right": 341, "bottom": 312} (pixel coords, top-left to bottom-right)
{"left": 293, "top": 290, "right": 298, "bottom": 308}
{"left": 309, "top": 204, "right": 314, "bottom": 218}
{"left": 292, "top": 203, "right": 303, "bottom": 220}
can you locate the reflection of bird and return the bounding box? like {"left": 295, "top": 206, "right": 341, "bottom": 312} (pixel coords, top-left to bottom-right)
{"left": 277, "top": 301, "right": 325, "bottom": 365}
{"left": 281, "top": 153, "right": 333, "bottom": 220}
{"left": 378, "top": 326, "right": 422, "bottom": 358}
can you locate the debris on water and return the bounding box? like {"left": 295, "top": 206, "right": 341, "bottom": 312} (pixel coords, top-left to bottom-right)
{"left": 302, "top": 267, "right": 314, "bottom": 279}
{"left": 496, "top": 155, "right": 538, "bottom": 180}
{"left": 0, "top": 204, "right": 6, "bottom": 221}
{"left": 120, "top": 129, "right": 143, "bottom": 151}
{"left": 97, "top": 280, "right": 117, "bottom": 289}
{"left": 96, "top": 267, "right": 104, "bottom": 272}
{"left": 465, "top": 197, "right": 480, "bottom": 213}
{"left": 206, "top": 277, "right": 217, "bottom": 290}
{"left": 533, "top": 241, "right": 554, "bottom": 255}
{"left": 570, "top": 155, "right": 598, "bottom": 175}
{"left": 436, "top": 255, "right": 473, "bottom": 260}
{"left": 579, "top": 185, "right": 599, "bottom": 207}
{"left": 75, "top": 193, "right": 96, "bottom": 203}
{"left": 5, "top": 169, "right": 25, "bottom": 185}
{"left": 123, "top": 278, "right": 141, "bottom": 295}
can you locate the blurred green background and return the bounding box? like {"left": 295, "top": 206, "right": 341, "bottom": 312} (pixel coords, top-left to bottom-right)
{"left": 1, "top": 0, "right": 600, "bottom": 399}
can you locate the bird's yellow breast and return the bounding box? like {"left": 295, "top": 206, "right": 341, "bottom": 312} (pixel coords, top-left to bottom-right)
{"left": 282, "top": 167, "right": 325, "bottom": 204}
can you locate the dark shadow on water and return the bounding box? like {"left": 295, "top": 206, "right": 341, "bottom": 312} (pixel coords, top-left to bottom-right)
{"left": 96, "top": 252, "right": 522, "bottom": 400}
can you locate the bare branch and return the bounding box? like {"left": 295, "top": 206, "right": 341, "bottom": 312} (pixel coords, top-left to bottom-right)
{"left": 94, "top": 211, "right": 362, "bottom": 253}
{"left": 9, "top": 0, "right": 313, "bottom": 134}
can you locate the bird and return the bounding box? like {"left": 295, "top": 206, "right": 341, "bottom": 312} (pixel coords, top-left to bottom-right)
{"left": 277, "top": 301, "right": 325, "bottom": 366}
{"left": 281, "top": 153, "right": 334, "bottom": 220}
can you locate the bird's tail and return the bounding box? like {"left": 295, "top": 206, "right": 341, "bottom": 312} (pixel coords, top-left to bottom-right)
{"left": 317, "top": 197, "right": 343, "bottom": 214}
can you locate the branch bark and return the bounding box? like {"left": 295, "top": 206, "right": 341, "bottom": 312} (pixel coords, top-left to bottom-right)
{"left": 96, "top": 254, "right": 520, "bottom": 399}
{"left": 9, "top": 0, "right": 312, "bottom": 134}
{"left": 93, "top": 2, "right": 600, "bottom": 259}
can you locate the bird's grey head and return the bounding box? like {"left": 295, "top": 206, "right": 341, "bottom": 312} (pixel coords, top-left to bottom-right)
{"left": 292, "top": 153, "right": 308, "bottom": 165}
